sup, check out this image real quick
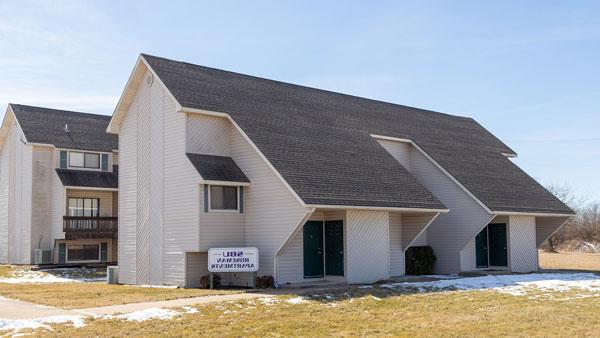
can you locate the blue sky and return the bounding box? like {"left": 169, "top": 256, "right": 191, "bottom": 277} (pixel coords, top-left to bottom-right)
{"left": 1, "top": 1, "right": 598, "bottom": 201}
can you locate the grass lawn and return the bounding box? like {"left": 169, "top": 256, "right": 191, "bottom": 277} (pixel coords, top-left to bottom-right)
{"left": 0, "top": 265, "right": 241, "bottom": 309}
{"left": 539, "top": 251, "right": 600, "bottom": 271}
{"left": 36, "top": 286, "right": 600, "bottom": 337}
{"left": 0, "top": 265, "right": 15, "bottom": 278}
{"left": 0, "top": 282, "right": 241, "bottom": 309}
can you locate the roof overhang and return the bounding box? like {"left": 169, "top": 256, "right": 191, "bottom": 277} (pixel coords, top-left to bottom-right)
{"left": 0, "top": 104, "right": 28, "bottom": 150}
{"left": 305, "top": 204, "right": 449, "bottom": 214}
{"left": 492, "top": 211, "right": 575, "bottom": 218}
{"left": 107, "top": 55, "right": 182, "bottom": 134}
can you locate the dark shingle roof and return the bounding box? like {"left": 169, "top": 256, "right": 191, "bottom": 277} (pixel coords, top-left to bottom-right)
{"left": 10, "top": 104, "right": 118, "bottom": 152}
{"left": 186, "top": 153, "right": 249, "bottom": 183}
{"left": 55, "top": 166, "right": 118, "bottom": 189}
{"left": 142, "top": 54, "right": 573, "bottom": 215}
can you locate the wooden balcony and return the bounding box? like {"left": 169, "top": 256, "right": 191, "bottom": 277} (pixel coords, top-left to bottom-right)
{"left": 63, "top": 216, "right": 118, "bottom": 239}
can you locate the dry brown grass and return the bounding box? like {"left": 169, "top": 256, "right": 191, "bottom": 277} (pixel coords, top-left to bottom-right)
{"left": 0, "top": 282, "right": 241, "bottom": 309}
{"left": 539, "top": 251, "right": 600, "bottom": 271}
{"left": 34, "top": 288, "right": 600, "bottom": 338}
{"left": 0, "top": 265, "right": 15, "bottom": 278}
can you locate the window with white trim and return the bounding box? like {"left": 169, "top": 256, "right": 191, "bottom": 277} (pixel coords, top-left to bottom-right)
{"left": 68, "top": 198, "right": 99, "bottom": 217}
{"left": 209, "top": 185, "right": 238, "bottom": 211}
{"left": 69, "top": 151, "right": 100, "bottom": 169}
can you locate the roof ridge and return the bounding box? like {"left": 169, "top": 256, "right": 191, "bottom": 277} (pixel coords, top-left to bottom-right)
{"left": 140, "top": 53, "right": 473, "bottom": 122}
{"left": 10, "top": 103, "right": 112, "bottom": 119}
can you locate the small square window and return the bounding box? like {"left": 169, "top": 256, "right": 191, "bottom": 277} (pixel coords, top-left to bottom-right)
{"left": 209, "top": 185, "right": 238, "bottom": 211}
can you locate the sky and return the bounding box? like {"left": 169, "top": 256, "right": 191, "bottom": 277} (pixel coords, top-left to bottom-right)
{"left": 0, "top": 1, "right": 598, "bottom": 201}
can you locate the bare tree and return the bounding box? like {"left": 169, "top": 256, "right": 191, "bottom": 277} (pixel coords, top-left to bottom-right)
{"left": 544, "top": 184, "right": 589, "bottom": 252}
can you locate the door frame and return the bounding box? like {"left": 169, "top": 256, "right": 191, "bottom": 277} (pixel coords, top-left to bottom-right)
{"left": 324, "top": 220, "right": 344, "bottom": 276}
{"left": 303, "top": 219, "right": 345, "bottom": 279}
{"left": 488, "top": 223, "right": 508, "bottom": 268}
{"left": 475, "top": 223, "right": 509, "bottom": 270}
{"left": 303, "top": 221, "right": 324, "bottom": 278}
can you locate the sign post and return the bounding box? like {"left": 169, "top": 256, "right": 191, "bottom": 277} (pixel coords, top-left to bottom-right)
{"left": 208, "top": 247, "right": 259, "bottom": 287}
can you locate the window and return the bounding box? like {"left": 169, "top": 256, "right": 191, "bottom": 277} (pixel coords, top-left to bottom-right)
{"left": 209, "top": 185, "right": 238, "bottom": 211}
{"left": 68, "top": 198, "right": 99, "bottom": 217}
{"left": 69, "top": 151, "right": 100, "bottom": 169}
{"left": 67, "top": 244, "right": 100, "bottom": 261}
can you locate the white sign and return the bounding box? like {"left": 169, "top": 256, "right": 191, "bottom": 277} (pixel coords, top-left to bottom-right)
{"left": 208, "top": 247, "right": 259, "bottom": 272}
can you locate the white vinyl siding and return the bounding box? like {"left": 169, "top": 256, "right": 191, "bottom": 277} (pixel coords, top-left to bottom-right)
{"left": 186, "top": 114, "right": 231, "bottom": 156}
{"left": 377, "top": 139, "right": 412, "bottom": 171}
{"left": 378, "top": 138, "right": 493, "bottom": 274}
{"left": 509, "top": 215, "right": 538, "bottom": 273}
{"left": 118, "top": 74, "right": 139, "bottom": 284}
{"left": 229, "top": 122, "right": 309, "bottom": 279}
{"left": 185, "top": 252, "right": 208, "bottom": 288}
{"left": 31, "top": 147, "right": 53, "bottom": 254}
{"left": 0, "top": 132, "right": 9, "bottom": 262}
{"left": 535, "top": 216, "right": 570, "bottom": 247}
{"left": 389, "top": 212, "right": 403, "bottom": 276}
{"left": 346, "top": 210, "right": 389, "bottom": 284}
{"left": 409, "top": 146, "right": 493, "bottom": 274}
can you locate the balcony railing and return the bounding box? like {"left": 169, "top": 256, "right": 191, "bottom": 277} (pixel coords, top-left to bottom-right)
{"left": 63, "top": 216, "right": 118, "bottom": 239}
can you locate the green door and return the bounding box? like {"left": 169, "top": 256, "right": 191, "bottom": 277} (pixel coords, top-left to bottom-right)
{"left": 325, "top": 220, "right": 344, "bottom": 276}
{"left": 303, "top": 221, "right": 324, "bottom": 278}
{"left": 475, "top": 227, "right": 488, "bottom": 268}
{"left": 489, "top": 223, "right": 508, "bottom": 267}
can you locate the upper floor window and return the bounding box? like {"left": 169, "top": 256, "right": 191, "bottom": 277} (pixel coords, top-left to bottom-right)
{"left": 69, "top": 151, "right": 100, "bottom": 169}
{"left": 209, "top": 185, "right": 238, "bottom": 211}
{"left": 68, "top": 198, "right": 99, "bottom": 217}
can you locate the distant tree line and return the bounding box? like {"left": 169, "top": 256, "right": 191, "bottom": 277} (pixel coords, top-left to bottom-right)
{"left": 543, "top": 184, "right": 600, "bottom": 252}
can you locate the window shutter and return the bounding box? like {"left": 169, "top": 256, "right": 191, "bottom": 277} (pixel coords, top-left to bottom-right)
{"left": 59, "top": 151, "right": 68, "bottom": 168}
{"left": 203, "top": 184, "right": 209, "bottom": 212}
{"left": 100, "top": 242, "right": 108, "bottom": 262}
{"left": 58, "top": 243, "right": 66, "bottom": 263}
{"left": 101, "top": 154, "right": 109, "bottom": 171}
{"left": 239, "top": 186, "right": 244, "bottom": 213}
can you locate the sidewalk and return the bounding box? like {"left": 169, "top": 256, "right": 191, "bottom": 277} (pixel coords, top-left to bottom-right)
{"left": 73, "top": 292, "right": 276, "bottom": 316}
{"left": 0, "top": 296, "right": 80, "bottom": 320}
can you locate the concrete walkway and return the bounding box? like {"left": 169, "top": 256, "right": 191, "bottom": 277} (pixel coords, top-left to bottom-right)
{"left": 73, "top": 292, "right": 276, "bottom": 316}
{"left": 0, "top": 296, "right": 80, "bottom": 320}
{"left": 0, "top": 292, "right": 277, "bottom": 320}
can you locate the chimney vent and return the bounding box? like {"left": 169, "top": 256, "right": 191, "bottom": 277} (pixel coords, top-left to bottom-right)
{"left": 64, "top": 124, "right": 70, "bottom": 133}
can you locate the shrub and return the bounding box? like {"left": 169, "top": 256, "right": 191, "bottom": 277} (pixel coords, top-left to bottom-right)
{"left": 255, "top": 275, "right": 274, "bottom": 289}
{"left": 405, "top": 246, "right": 436, "bottom": 275}
{"left": 199, "top": 273, "right": 221, "bottom": 289}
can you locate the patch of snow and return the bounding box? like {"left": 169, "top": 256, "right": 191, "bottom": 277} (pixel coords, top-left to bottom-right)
{"left": 259, "top": 297, "right": 279, "bottom": 305}
{"left": 576, "top": 241, "right": 599, "bottom": 253}
{"left": 0, "top": 315, "right": 85, "bottom": 334}
{"left": 0, "top": 267, "right": 105, "bottom": 284}
{"left": 0, "top": 270, "right": 79, "bottom": 284}
{"left": 181, "top": 306, "right": 198, "bottom": 314}
{"left": 116, "top": 308, "right": 180, "bottom": 322}
{"left": 135, "top": 284, "right": 179, "bottom": 289}
{"left": 286, "top": 296, "right": 308, "bottom": 304}
{"left": 379, "top": 273, "right": 600, "bottom": 297}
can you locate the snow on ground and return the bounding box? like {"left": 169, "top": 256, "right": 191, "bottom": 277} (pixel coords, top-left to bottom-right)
{"left": 286, "top": 296, "right": 308, "bottom": 304}
{"left": 115, "top": 308, "right": 180, "bottom": 322}
{"left": 0, "top": 268, "right": 105, "bottom": 284}
{"left": 379, "top": 273, "right": 600, "bottom": 297}
{"left": 0, "top": 315, "right": 85, "bottom": 334}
